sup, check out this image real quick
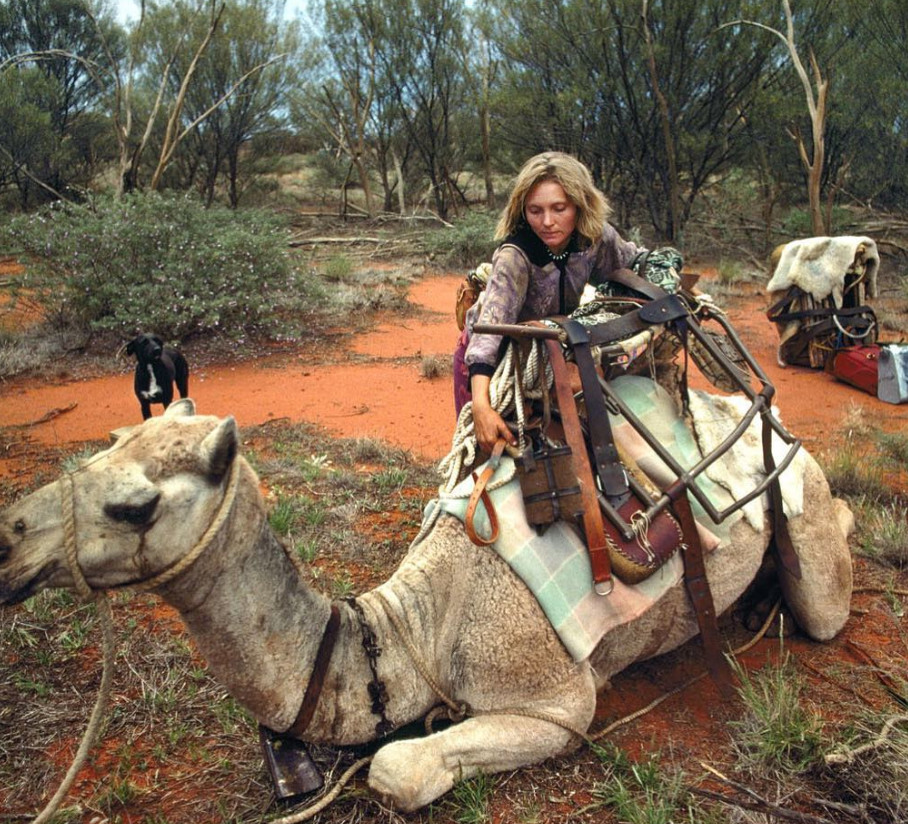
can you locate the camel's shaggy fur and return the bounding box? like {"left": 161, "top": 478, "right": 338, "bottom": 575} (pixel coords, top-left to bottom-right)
{"left": 0, "top": 399, "right": 853, "bottom": 811}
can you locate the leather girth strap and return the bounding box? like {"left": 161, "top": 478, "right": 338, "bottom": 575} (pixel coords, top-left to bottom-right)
{"left": 540, "top": 332, "right": 613, "bottom": 594}
{"left": 556, "top": 318, "right": 629, "bottom": 502}
{"left": 465, "top": 438, "right": 505, "bottom": 546}
{"left": 286, "top": 603, "right": 342, "bottom": 738}
{"left": 666, "top": 482, "right": 735, "bottom": 698}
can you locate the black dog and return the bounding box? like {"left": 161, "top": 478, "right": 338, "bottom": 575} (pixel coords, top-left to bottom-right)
{"left": 125, "top": 333, "right": 190, "bottom": 420}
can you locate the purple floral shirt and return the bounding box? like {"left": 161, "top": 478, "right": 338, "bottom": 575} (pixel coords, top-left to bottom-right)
{"left": 464, "top": 223, "right": 644, "bottom": 374}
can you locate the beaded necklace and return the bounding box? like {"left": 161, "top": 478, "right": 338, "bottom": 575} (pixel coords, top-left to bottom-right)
{"left": 547, "top": 246, "right": 570, "bottom": 261}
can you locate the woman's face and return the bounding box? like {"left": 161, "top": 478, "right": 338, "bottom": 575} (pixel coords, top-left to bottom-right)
{"left": 524, "top": 180, "right": 578, "bottom": 255}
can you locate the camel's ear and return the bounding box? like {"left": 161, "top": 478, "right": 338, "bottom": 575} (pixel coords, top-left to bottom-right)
{"left": 200, "top": 416, "right": 238, "bottom": 480}
{"left": 164, "top": 398, "right": 196, "bottom": 418}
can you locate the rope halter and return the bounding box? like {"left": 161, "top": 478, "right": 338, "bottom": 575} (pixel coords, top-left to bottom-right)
{"left": 59, "top": 457, "right": 242, "bottom": 596}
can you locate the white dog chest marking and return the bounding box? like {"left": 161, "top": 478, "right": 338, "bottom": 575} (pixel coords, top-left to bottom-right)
{"left": 141, "top": 365, "right": 162, "bottom": 400}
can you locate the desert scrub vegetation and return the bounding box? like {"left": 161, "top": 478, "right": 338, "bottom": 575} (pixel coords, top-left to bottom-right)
{"left": 423, "top": 209, "right": 499, "bottom": 268}
{"left": 0, "top": 192, "right": 311, "bottom": 343}
{"left": 822, "top": 419, "right": 908, "bottom": 569}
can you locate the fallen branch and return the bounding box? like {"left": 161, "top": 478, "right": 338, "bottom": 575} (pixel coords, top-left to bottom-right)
{"left": 825, "top": 714, "right": 908, "bottom": 765}
{"left": 691, "top": 786, "right": 838, "bottom": 824}
{"left": 289, "top": 236, "right": 384, "bottom": 246}
{"left": 695, "top": 762, "right": 837, "bottom": 824}
{"left": 7, "top": 403, "right": 77, "bottom": 428}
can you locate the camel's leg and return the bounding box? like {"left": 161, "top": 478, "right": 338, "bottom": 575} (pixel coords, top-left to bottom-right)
{"left": 778, "top": 454, "right": 853, "bottom": 640}
{"left": 367, "top": 706, "right": 588, "bottom": 812}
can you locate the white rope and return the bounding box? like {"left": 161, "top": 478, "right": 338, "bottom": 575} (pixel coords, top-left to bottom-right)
{"left": 438, "top": 338, "right": 551, "bottom": 492}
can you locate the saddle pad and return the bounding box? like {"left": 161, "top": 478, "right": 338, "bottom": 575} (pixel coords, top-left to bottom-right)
{"left": 429, "top": 460, "right": 685, "bottom": 663}
{"left": 426, "top": 376, "right": 805, "bottom": 662}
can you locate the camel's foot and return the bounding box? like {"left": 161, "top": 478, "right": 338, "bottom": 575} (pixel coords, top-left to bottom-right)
{"left": 367, "top": 711, "right": 584, "bottom": 811}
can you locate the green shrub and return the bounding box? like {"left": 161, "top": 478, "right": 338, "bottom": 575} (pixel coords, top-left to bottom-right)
{"left": 1, "top": 193, "right": 306, "bottom": 341}
{"left": 424, "top": 210, "right": 499, "bottom": 268}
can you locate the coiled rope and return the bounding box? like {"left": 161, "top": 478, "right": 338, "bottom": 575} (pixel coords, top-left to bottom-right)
{"left": 439, "top": 338, "right": 550, "bottom": 492}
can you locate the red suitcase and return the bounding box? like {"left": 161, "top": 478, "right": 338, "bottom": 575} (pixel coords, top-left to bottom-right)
{"left": 828, "top": 345, "right": 880, "bottom": 396}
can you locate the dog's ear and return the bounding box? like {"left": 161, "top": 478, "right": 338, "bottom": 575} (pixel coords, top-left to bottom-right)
{"left": 151, "top": 335, "right": 164, "bottom": 347}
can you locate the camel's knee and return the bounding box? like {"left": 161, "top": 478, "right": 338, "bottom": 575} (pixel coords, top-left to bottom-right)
{"left": 368, "top": 739, "right": 450, "bottom": 812}
{"left": 780, "top": 459, "right": 853, "bottom": 641}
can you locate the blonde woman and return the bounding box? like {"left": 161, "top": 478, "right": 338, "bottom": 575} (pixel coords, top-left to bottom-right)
{"left": 454, "top": 152, "right": 645, "bottom": 452}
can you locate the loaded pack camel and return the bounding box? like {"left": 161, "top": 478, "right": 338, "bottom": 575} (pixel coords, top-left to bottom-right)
{"left": 0, "top": 398, "right": 853, "bottom": 812}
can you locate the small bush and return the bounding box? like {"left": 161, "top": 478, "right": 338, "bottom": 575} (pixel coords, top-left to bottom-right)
{"left": 1, "top": 192, "right": 307, "bottom": 342}
{"left": 424, "top": 210, "right": 499, "bottom": 268}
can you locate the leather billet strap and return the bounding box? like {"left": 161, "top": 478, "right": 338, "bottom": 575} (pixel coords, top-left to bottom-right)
{"left": 286, "top": 603, "right": 342, "bottom": 737}
{"left": 666, "top": 482, "right": 735, "bottom": 698}
{"left": 555, "top": 318, "right": 629, "bottom": 502}
{"left": 465, "top": 438, "right": 506, "bottom": 546}
{"left": 540, "top": 332, "right": 613, "bottom": 594}
{"left": 762, "top": 422, "right": 802, "bottom": 580}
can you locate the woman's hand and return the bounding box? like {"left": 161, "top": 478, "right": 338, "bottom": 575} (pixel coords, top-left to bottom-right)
{"left": 470, "top": 375, "right": 518, "bottom": 454}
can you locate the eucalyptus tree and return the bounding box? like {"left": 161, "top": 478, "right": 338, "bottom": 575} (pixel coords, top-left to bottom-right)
{"left": 167, "top": 0, "right": 301, "bottom": 206}
{"left": 490, "top": 0, "right": 780, "bottom": 243}
{"left": 0, "top": 0, "right": 122, "bottom": 205}
{"left": 304, "top": 0, "right": 385, "bottom": 216}
{"left": 374, "top": 0, "right": 471, "bottom": 219}
{"left": 837, "top": 0, "right": 908, "bottom": 210}
{"left": 121, "top": 0, "right": 294, "bottom": 203}
{"left": 462, "top": 6, "right": 501, "bottom": 207}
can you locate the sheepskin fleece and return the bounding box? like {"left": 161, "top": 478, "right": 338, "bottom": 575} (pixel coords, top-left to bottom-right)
{"left": 686, "top": 390, "right": 806, "bottom": 531}
{"left": 766, "top": 236, "right": 879, "bottom": 307}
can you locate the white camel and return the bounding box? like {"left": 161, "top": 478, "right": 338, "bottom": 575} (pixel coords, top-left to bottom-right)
{"left": 0, "top": 398, "right": 853, "bottom": 812}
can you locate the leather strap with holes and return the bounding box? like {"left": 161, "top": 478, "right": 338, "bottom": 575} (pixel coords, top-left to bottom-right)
{"left": 540, "top": 334, "right": 613, "bottom": 594}
{"left": 286, "top": 603, "right": 342, "bottom": 737}
{"left": 667, "top": 483, "right": 734, "bottom": 698}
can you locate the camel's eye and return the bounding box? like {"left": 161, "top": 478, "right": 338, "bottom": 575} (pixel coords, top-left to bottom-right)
{"left": 14, "top": 519, "right": 25, "bottom": 534}
{"left": 104, "top": 495, "right": 160, "bottom": 526}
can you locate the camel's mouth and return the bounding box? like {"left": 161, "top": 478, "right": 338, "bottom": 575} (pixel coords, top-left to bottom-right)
{"left": 0, "top": 567, "right": 53, "bottom": 606}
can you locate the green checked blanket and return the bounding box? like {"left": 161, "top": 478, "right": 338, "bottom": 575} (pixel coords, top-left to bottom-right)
{"left": 426, "top": 463, "right": 685, "bottom": 662}
{"left": 423, "top": 376, "right": 806, "bottom": 663}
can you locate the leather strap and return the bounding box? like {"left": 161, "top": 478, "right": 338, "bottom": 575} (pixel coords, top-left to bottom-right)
{"left": 762, "top": 423, "right": 802, "bottom": 579}
{"left": 556, "top": 318, "right": 629, "bottom": 502}
{"left": 542, "top": 333, "right": 613, "bottom": 594}
{"left": 606, "top": 267, "right": 670, "bottom": 301}
{"left": 667, "top": 483, "right": 735, "bottom": 698}
{"left": 286, "top": 603, "right": 342, "bottom": 737}
{"left": 465, "top": 438, "right": 505, "bottom": 546}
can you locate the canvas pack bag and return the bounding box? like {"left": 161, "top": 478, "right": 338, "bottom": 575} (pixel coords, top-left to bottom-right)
{"left": 877, "top": 344, "right": 908, "bottom": 404}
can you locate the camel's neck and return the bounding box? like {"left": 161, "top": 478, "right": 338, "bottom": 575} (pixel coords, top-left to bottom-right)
{"left": 156, "top": 460, "right": 333, "bottom": 731}
{"left": 153, "top": 460, "right": 445, "bottom": 741}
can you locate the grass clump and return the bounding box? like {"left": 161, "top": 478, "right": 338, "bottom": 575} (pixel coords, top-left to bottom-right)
{"left": 728, "top": 640, "right": 825, "bottom": 777}
{"left": 857, "top": 502, "right": 908, "bottom": 568}
{"left": 592, "top": 743, "right": 716, "bottom": 824}
{"left": 445, "top": 770, "right": 497, "bottom": 824}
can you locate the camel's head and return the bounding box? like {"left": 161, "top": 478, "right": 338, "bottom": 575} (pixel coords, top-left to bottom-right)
{"left": 0, "top": 399, "right": 241, "bottom": 605}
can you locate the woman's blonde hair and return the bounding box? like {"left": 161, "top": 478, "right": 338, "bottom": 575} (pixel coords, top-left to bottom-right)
{"left": 494, "top": 152, "right": 611, "bottom": 244}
